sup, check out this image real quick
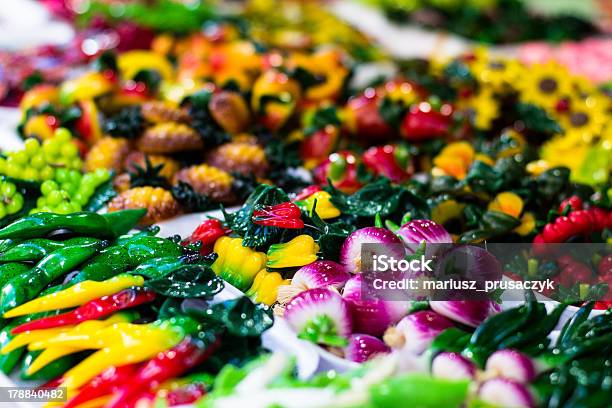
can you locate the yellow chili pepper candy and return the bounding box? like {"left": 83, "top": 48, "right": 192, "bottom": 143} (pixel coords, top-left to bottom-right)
{"left": 296, "top": 191, "right": 341, "bottom": 219}
{"left": 20, "top": 85, "right": 59, "bottom": 111}
{"left": 27, "top": 312, "right": 137, "bottom": 351}
{"left": 59, "top": 72, "right": 115, "bottom": 105}
{"left": 488, "top": 192, "right": 524, "bottom": 219}
{"left": 27, "top": 346, "right": 80, "bottom": 375}
{"left": 3, "top": 274, "right": 144, "bottom": 318}
{"left": 60, "top": 320, "right": 188, "bottom": 390}
{"left": 2, "top": 326, "right": 72, "bottom": 354}
{"left": 514, "top": 212, "right": 536, "bottom": 236}
{"left": 246, "top": 269, "right": 290, "bottom": 306}
{"left": 118, "top": 51, "right": 175, "bottom": 81}
{"left": 61, "top": 339, "right": 169, "bottom": 390}
{"left": 2, "top": 313, "right": 133, "bottom": 354}
{"left": 431, "top": 199, "right": 465, "bottom": 226}
{"left": 432, "top": 141, "right": 476, "bottom": 180}
{"left": 266, "top": 235, "right": 319, "bottom": 269}
{"left": 474, "top": 153, "right": 495, "bottom": 166}
{"left": 290, "top": 49, "right": 348, "bottom": 102}
{"left": 251, "top": 70, "right": 301, "bottom": 131}
{"left": 23, "top": 115, "right": 56, "bottom": 140}
{"left": 211, "top": 237, "right": 267, "bottom": 291}
{"left": 526, "top": 160, "right": 551, "bottom": 176}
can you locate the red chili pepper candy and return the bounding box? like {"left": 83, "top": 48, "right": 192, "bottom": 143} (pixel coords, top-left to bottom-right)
{"left": 293, "top": 185, "right": 322, "bottom": 201}
{"left": 598, "top": 254, "right": 612, "bottom": 278}
{"left": 400, "top": 102, "right": 452, "bottom": 141}
{"left": 362, "top": 145, "right": 412, "bottom": 183}
{"left": 184, "top": 219, "right": 228, "bottom": 255}
{"left": 313, "top": 151, "right": 362, "bottom": 193}
{"left": 593, "top": 301, "right": 612, "bottom": 310}
{"left": 588, "top": 207, "right": 609, "bottom": 231}
{"left": 559, "top": 258, "right": 595, "bottom": 287}
{"left": 253, "top": 202, "right": 305, "bottom": 229}
{"left": 532, "top": 233, "right": 549, "bottom": 258}
{"left": 542, "top": 222, "right": 562, "bottom": 243}
{"left": 300, "top": 126, "right": 339, "bottom": 166}
{"left": 567, "top": 210, "right": 594, "bottom": 235}
{"left": 107, "top": 337, "right": 220, "bottom": 408}
{"left": 558, "top": 196, "right": 583, "bottom": 213}
{"left": 12, "top": 287, "right": 156, "bottom": 334}
{"left": 345, "top": 89, "right": 395, "bottom": 141}
{"left": 165, "top": 383, "right": 207, "bottom": 406}
{"left": 64, "top": 364, "right": 140, "bottom": 408}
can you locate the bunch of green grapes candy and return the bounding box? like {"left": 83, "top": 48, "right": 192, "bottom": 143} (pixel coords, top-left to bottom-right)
{"left": 0, "top": 128, "right": 82, "bottom": 182}
{"left": 0, "top": 128, "right": 110, "bottom": 216}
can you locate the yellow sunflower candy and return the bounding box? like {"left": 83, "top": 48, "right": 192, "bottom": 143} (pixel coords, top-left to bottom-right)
{"left": 516, "top": 61, "right": 573, "bottom": 110}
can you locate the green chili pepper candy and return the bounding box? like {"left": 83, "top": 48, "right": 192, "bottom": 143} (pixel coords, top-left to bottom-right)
{"left": 0, "top": 241, "right": 108, "bottom": 315}
{"left": 0, "top": 263, "right": 31, "bottom": 289}
{"left": 0, "top": 322, "right": 23, "bottom": 374}
{"left": 0, "top": 240, "right": 16, "bottom": 253}
{"left": 0, "top": 239, "right": 65, "bottom": 263}
{"left": 0, "top": 209, "right": 146, "bottom": 240}
{"left": 116, "top": 225, "right": 160, "bottom": 245}
{"left": 124, "top": 236, "right": 183, "bottom": 265}
{"left": 370, "top": 373, "right": 469, "bottom": 408}
{"left": 72, "top": 235, "right": 183, "bottom": 284}
{"left": 72, "top": 246, "right": 130, "bottom": 284}
{"left": 132, "top": 254, "right": 200, "bottom": 280}
{"left": 0, "top": 237, "right": 101, "bottom": 263}
{"left": 102, "top": 209, "right": 148, "bottom": 237}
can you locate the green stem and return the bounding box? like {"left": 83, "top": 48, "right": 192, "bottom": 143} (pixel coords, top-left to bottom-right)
{"left": 298, "top": 315, "right": 348, "bottom": 347}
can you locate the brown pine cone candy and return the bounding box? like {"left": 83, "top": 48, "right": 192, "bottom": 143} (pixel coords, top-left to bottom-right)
{"left": 141, "top": 101, "right": 190, "bottom": 124}
{"left": 173, "top": 164, "right": 235, "bottom": 203}
{"left": 206, "top": 141, "right": 269, "bottom": 177}
{"left": 123, "top": 151, "right": 180, "bottom": 181}
{"left": 137, "top": 122, "right": 203, "bottom": 154}
{"left": 107, "top": 186, "right": 181, "bottom": 225}
{"left": 208, "top": 91, "right": 251, "bottom": 134}
{"left": 84, "top": 137, "right": 130, "bottom": 172}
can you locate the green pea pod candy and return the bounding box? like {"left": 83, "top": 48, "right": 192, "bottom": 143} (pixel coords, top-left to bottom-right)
{"left": 0, "top": 240, "right": 108, "bottom": 315}
{"left": 0, "top": 237, "right": 101, "bottom": 263}
{"left": 20, "top": 350, "right": 79, "bottom": 381}
{"left": 370, "top": 373, "right": 469, "bottom": 408}
{"left": 0, "top": 209, "right": 145, "bottom": 240}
